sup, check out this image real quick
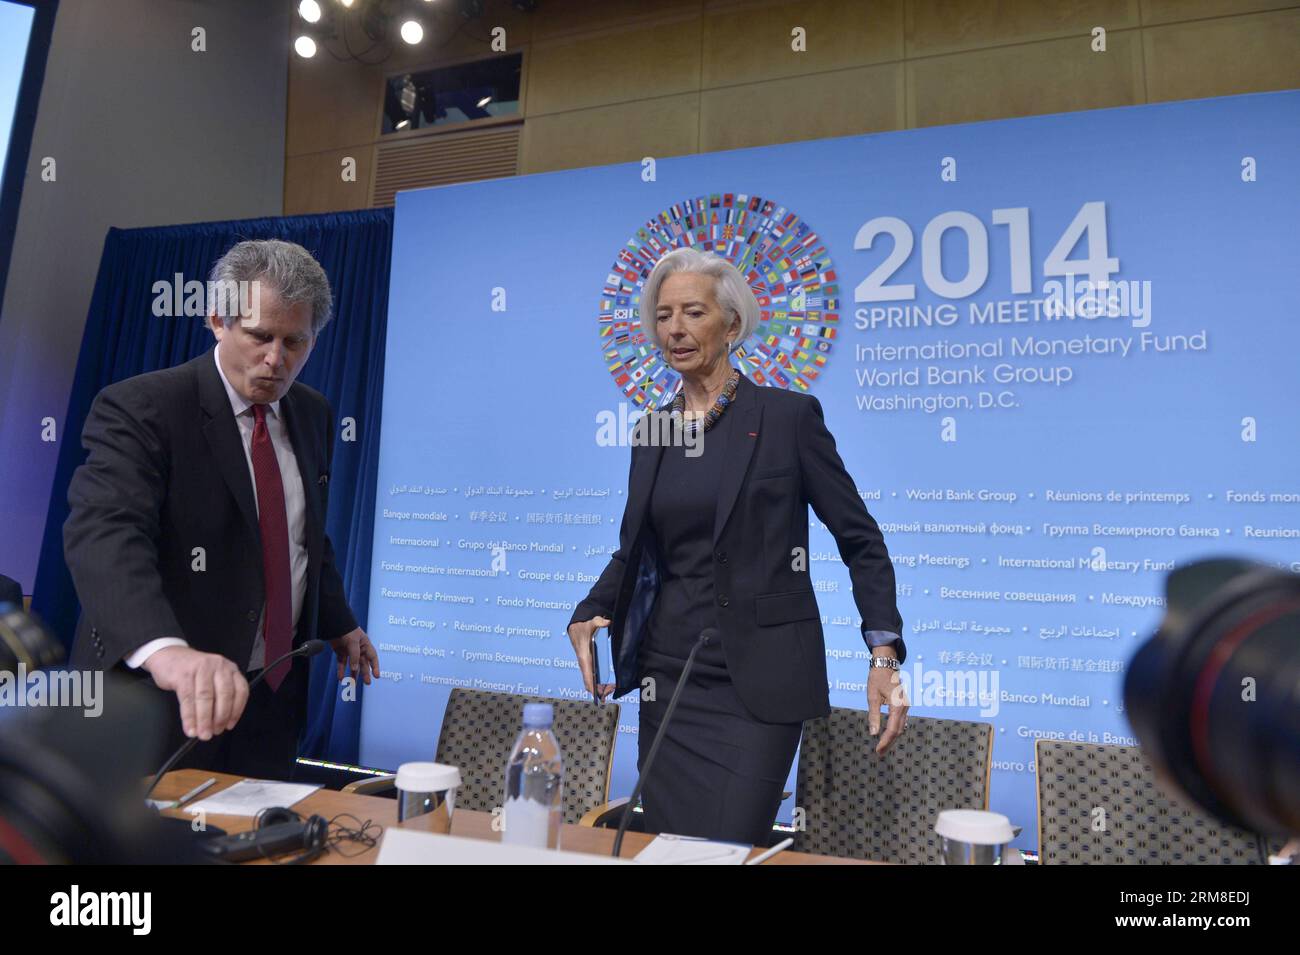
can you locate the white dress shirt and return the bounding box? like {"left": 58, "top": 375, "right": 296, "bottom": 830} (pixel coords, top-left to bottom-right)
{"left": 126, "top": 344, "right": 309, "bottom": 671}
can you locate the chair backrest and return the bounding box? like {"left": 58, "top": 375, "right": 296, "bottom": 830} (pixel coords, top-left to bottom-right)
{"left": 1035, "top": 739, "right": 1269, "bottom": 864}
{"left": 434, "top": 688, "right": 620, "bottom": 826}
{"left": 793, "top": 708, "right": 993, "bottom": 862}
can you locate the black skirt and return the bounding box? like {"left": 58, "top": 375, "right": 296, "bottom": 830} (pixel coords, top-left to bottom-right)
{"left": 636, "top": 638, "right": 802, "bottom": 846}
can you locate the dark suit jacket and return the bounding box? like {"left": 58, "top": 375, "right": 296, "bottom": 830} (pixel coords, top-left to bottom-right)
{"left": 64, "top": 347, "right": 357, "bottom": 673}
{"left": 569, "top": 372, "right": 904, "bottom": 724}
{"left": 0, "top": 573, "right": 22, "bottom": 609}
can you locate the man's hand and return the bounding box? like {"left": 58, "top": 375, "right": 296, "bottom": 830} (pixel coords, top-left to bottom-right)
{"left": 142, "top": 646, "right": 250, "bottom": 740}
{"left": 330, "top": 627, "right": 380, "bottom": 684}
{"left": 867, "top": 647, "right": 909, "bottom": 755}
{"left": 568, "top": 616, "right": 614, "bottom": 701}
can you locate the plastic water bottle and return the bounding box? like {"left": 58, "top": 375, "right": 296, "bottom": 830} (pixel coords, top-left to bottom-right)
{"left": 502, "top": 703, "right": 564, "bottom": 849}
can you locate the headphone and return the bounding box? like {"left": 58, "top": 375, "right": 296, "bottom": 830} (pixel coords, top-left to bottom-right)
{"left": 253, "top": 806, "right": 330, "bottom": 865}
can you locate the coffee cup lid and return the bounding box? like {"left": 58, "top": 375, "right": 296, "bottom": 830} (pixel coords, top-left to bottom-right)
{"left": 395, "top": 761, "right": 461, "bottom": 792}
{"left": 934, "top": 809, "right": 1015, "bottom": 845}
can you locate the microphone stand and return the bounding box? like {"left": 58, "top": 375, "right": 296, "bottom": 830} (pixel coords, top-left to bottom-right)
{"left": 611, "top": 628, "right": 715, "bottom": 858}
{"left": 142, "top": 639, "right": 327, "bottom": 800}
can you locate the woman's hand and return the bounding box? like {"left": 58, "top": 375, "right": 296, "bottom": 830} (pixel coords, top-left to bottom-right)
{"left": 867, "top": 649, "right": 909, "bottom": 755}
{"left": 568, "top": 616, "right": 615, "bottom": 702}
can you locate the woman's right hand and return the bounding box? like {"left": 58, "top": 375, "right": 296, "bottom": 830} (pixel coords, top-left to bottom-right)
{"left": 568, "top": 616, "right": 615, "bottom": 702}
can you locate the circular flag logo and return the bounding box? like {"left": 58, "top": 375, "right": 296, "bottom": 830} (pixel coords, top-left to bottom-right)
{"left": 597, "top": 193, "right": 838, "bottom": 408}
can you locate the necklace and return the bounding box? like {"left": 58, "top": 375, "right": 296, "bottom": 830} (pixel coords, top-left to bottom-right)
{"left": 670, "top": 367, "right": 741, "bottom": 434}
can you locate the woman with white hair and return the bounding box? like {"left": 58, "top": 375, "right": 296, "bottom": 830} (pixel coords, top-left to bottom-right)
{"left": 568, "top": 247, "right": 907, "bottom": 847}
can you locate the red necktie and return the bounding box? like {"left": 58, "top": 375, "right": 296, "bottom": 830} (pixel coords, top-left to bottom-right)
{"left": 251, "top": 404, "right": 292, "bottom": 690}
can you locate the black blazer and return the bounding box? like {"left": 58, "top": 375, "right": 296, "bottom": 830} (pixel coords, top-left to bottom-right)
{"left": 64, "top": 347, "right": 357, "bottom": 672}
{"left": 0, "top": 573, "right": 22, "bottom": 608}
{"left": 569, "top": 371, "right": 904, "bottom": 724}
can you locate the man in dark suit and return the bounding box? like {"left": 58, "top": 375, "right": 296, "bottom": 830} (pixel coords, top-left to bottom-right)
{"left": 64, "top": 239, "right": 379, "bottom": 779}
{"left": 0, "top": 573, "right": 22, "bottom": 609}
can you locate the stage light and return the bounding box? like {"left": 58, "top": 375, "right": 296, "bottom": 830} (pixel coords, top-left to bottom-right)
{"left": 476, "top": 95, "right": 492, "bottom": 108}
{"left": 339, "top": 0, "right": 355, "bottom": 6}
{"left": 400, "top": 19, "right": 424, "bottom": 44}
{"left": 298, "top": 0, "right": 322, "bottom": 23}
{"left": 295, "top": 35, "right": 318, "bottom": 58}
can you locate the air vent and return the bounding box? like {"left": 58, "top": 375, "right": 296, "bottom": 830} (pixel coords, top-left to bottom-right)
{"left": 371, "top": 124, "right": 521, "bottom": 207}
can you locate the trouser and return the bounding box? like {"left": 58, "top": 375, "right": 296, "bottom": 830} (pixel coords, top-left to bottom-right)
{"left": 143, "top": 658, "right": 309, "bottom": 782}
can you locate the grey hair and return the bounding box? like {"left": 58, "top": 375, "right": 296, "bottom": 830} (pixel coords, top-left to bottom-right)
{"left": 208, "top": 239, "right": 334, "bottom": 335}
{"left": 639, "top": 247, "right": 758, "bottom": 353}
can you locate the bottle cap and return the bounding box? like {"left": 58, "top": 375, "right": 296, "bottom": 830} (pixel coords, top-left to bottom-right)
{"left": 522, "top": 702, "right": 554, "bottom": 727}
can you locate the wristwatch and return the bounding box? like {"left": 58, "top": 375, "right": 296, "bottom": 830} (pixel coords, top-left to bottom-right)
{"left": 868, "top": 655, "right": 901, "bottom": 670}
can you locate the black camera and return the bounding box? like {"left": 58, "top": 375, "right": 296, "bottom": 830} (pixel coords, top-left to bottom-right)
{"left": 1124, "top": 557, "right": 1300, "bottom": 838}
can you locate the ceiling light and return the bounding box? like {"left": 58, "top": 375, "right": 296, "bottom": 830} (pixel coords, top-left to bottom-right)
{"left": 400, "top": 19, "right": 424, "bottom": 44}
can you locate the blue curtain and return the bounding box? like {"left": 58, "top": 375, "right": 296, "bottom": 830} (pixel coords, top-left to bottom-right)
{"left": 30, "top": 209, "right": 392, "bottom": 765}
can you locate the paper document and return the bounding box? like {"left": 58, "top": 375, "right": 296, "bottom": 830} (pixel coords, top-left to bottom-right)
{"left": 634, "top": 833, "right": 752, "bottom": 865}
{"left": 184, "top": 779, "right": 321, "bottom": 817}
{"left": 376, "top": 828, "right": 629, "bottom": 865}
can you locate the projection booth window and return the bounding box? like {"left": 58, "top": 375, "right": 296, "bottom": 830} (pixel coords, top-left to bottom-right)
{"left": 382, "top": 53, "right": 522, "bottom": 134}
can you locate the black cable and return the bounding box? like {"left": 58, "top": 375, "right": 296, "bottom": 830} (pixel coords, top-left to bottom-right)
{"left": 326, "top": 812, "right": 383, "bottom": 858}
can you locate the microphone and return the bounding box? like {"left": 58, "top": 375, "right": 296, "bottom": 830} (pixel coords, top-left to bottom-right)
{"left": 612, "top": 627, "right": 717, "bottom": 857}
{"left": 143, "top": 639, "right": 328, "bottom": 800}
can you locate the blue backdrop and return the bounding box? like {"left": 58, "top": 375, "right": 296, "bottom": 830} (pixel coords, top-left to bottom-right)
{"left": 363, "top": 91, "right": 1300, "bottom": 848}
{"left": 32, "top": 209, "right": 392, "bottom": 763}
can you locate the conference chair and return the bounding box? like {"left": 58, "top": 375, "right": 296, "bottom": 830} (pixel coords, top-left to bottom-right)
{"left": 342, "top": 688, "right": 620, "bottom": 826}
{"left": 1034, "top": 739, "right": 1277, "bottom": 864}
{"left": 792, "top": 709, "right": 995, "bottom": 863}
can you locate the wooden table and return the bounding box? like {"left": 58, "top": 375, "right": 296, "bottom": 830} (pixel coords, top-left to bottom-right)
{"left": 155, "top": 769, "right": 876, "bottom": 865}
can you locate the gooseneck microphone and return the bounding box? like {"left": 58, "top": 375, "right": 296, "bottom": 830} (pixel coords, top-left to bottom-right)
{"left": 143, "top": 639, "right": 328, "bottom": 800}
{"left": 612, "top": 627, "right": 717, "bottom": 858}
